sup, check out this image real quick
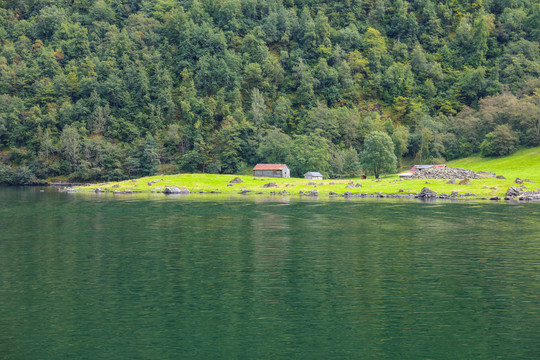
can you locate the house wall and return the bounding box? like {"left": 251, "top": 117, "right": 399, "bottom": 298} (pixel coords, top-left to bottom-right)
{"left": 254, "top": 170, "right": 283, "bottom": 178}
{"left": 305, "top": 175, "right": 323, "bottom": 180}
{"left": 253, "top": 167, "right": 290, "bottom": 178}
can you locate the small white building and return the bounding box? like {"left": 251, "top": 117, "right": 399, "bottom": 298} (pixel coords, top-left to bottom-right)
{"left": 304, "top": 172, "right": 323, "bottom": 180}
{"left": 253, "top": 164, "right": 290, "bottom": 178}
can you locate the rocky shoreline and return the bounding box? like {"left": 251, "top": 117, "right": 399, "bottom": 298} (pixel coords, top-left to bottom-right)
{"left": 60, "top": 184, "right": 540, "bottom": 201}
{"left": 61, "top": 171, "right": 540, "bottom": 201}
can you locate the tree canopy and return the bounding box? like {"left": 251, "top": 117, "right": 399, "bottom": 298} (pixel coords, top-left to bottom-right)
{"left": 360, "top": 131, "right": 397, "bottom": 178}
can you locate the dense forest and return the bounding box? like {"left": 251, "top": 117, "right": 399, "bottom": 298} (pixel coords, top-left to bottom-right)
{"left": 0, "top": 0, "right": 539, "bottom": 183}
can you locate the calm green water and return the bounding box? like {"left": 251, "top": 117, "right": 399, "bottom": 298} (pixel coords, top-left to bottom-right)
{"left": 1, "top": 187, "right": 539, "bottom": 359}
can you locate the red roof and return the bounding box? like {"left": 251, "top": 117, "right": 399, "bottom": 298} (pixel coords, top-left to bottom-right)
{"left": 253, "top": 164, "right": 288, "bottom": 170}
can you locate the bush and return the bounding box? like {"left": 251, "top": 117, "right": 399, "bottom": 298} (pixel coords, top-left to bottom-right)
{"left": 0, "top": 164, "right": 12, "bottom": 184}
{"left": 0, "top": 164, "right": 36, "bottom": 184}
{"left": 480, "top": 124, "right": 519, "bottom": 157}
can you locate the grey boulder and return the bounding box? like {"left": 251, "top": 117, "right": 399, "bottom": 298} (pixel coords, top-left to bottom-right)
{"left": 163, "top": 186, "right": 190, "bottom": 194}
{"left": 505, "top": 186, "right": 521, "bottom": 198}
{"left": 418, "top": 187, "right": 437, "bottom": 198}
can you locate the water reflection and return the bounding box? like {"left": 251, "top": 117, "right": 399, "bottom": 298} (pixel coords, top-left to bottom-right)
{"left": 0, "top": 188, "right": 539, "bottom": 359}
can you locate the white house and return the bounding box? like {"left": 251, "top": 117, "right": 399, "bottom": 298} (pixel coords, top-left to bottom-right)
{"left": 304, "top": 172, "right": 323, "bottom": 180}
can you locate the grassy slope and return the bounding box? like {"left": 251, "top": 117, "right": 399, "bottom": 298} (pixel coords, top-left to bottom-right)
{"left": 76, "top": 147, "right": 540, "bottom": 198}
{"left": 447, "top": 147, "right": 540, "bottom": 182}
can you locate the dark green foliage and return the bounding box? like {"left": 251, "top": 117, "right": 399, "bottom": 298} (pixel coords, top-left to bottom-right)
{"left": 257, "top": 128, "right": 292, "bottom": 164}
{"left": 0, "top": 164, "right": 36, "bottom": 185}
{"left": 287, "top": 132, "right": 331, "bottom": 177}
{"left": 0, "top": 1, "right": 538, "bottom": 181}
{"left": 329, "top": 147, "right": 361, "bottom": 178}
{"left": 480, "top": 124, "right": 520, "bottom": 157}
{"left": 141, "top": 135, "right": 160, "bottom": 176}
{"left": 360, "top": 132, "right": 397, "bottom": 178}
{"left": 392, "top": 124, "right": 409, "bottom": 168}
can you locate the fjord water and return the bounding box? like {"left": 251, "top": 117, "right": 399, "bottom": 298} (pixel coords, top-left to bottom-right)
{"left": 1, "top": 188, "right": 539, "bottom": 359}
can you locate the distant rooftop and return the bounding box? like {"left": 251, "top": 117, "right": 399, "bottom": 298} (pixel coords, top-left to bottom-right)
{"left": 415, "top": 164, "right": 446, "bottom": 169}
{"left": 253, "top": 164, "right": 288, "bottom": 170}
{"left": 305, "top": 172, "right": 323, "bottom": 177}
{"left": 399, "top": 164, "right": 446, "bottom": 177}
{"left": 409, "top": 164, "right": 446, "bottom": 172}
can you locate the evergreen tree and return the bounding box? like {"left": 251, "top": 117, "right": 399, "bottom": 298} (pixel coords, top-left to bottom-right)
{"left": 141, "top": 134, "right": 160, "bottom": 176}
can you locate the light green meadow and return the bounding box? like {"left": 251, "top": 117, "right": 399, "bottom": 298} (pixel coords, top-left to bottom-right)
{"left": 447, "top": 147, "right": 540, "bottom": 182}
{"left": 76, "top": 147, "right": 540, "bottom": 199}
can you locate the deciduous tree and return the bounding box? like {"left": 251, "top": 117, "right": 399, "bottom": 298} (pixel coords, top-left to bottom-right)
{"left": 360, "top": 131, "right": 397, "bottom": 178}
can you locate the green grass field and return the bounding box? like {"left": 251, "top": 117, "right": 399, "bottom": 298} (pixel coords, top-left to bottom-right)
{"left": 447, "top": 147, "right": 540, "bottom": 182}
{"left": 75, "top": 147, "right": 540, "bottom": 199}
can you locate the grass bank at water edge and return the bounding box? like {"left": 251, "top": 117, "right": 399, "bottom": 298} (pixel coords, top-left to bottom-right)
{"left": 74, "top": 147, "right": 540, "bottom": 199}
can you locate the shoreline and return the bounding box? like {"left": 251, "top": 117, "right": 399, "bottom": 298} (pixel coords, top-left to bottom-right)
{"left": 8, "top": 148, "right": 540, "bottom": 201}
{"left": 63, "top": 184, "right": 540, "bottom": 202}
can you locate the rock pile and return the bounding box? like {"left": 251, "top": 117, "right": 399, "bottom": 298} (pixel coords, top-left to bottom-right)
{"left": 504, "top": 186, "right": 540, "bottom": 200}
{"left": 418, "top": 187, "right": 437, "bottom": 198}
{"left": 163, "top": 185, "right": 190, "bottom": 194}
{"left": 229, "top": 177, "right": 243, "bottom": 183}
{"left": 516, "top": 178, "right": 535, "bottom": 184}
{"left": 410, "top": 167, "right": 494, "bottom": 179}
{"left": 147, "top": 178, "right": 164, "bottom": 186}
{"left": 505, "top": 186, "right": 521, "bottom": 198}
{"left": 519, "top": 191, "right": 540, "bottom": 200}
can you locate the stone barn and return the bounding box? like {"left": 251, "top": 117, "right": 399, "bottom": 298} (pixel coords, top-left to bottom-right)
{"left": 253, "top": 164, "right": 290, "bottom": 178}
{"left": 304, "top": 172, "right": 323, "bottom": 180}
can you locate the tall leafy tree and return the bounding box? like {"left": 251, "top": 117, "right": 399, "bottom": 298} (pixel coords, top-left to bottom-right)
{"left": 287, "top": 131, "right": 330, "bottom": 177}
{"left": 60, "top": 125, "right": 81, "bottom": 172}
{"left": 360, "top": 131, "right": 397, "bottom": 178}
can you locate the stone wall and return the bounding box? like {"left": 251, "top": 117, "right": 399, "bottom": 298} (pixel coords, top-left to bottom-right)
{"left": 410, "top": 167, "right": 496, "bottom": 179}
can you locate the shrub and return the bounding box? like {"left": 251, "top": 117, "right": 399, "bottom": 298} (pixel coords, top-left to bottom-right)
{"left": 480, "top": 124, "right": 519, "bottom": 157}
{"left": 0, "top": 164, "right": 36, "bottom": 184}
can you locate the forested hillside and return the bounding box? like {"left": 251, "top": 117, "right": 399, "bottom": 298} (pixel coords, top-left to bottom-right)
{"left": 0, "top": 0, "right": 539, "bottom": 183}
